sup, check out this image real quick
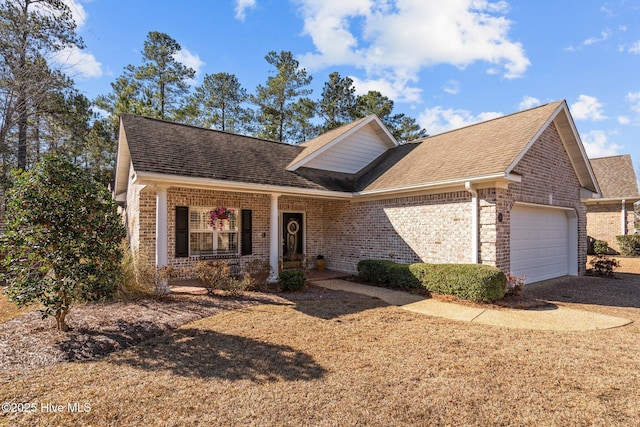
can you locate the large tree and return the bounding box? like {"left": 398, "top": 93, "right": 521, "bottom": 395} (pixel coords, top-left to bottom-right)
{"left": 354, "top": 91, "right": 426, "bottom": 143}
{"left": 318, "top": 71, "right": 358, "bottom": 132}
{"left": 181, "top": 72, "right": 253, "bottom": 133}
{"left": 133, "top": 31, "right": 195, "bottom": 120}
{"left": 0, "top": 0, "right": 83, "bottom": 171}
{"left": 2, "top": 155, "right": 126, "bottom": 331}
{"left": 251, "top": 51, "right": 313, "bottom": 143}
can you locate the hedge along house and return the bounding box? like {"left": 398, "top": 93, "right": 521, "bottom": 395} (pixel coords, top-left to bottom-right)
{"left": 114, "top": 100, "right": 600, "bottom": 287}
{"left": 585, "top": 155, "right": 640, "bottom": 253}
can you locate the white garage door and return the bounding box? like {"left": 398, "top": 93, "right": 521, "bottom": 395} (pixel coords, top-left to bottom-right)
{"left": 510, "top": 205, "right": 570, "bottom": 283}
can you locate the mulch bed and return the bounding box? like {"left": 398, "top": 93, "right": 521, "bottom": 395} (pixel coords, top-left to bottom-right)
{"left": 0, "top": 285, "right": 373, "bottom": 372}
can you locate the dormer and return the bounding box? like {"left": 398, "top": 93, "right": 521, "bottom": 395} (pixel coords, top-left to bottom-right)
{"left": 286, "top": 115, "right": 398, "bottom": 174}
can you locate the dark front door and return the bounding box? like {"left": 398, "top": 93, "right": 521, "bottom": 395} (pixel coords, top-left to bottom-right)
{"left": 282, "top": 212, "right": 304, "bottom": 264}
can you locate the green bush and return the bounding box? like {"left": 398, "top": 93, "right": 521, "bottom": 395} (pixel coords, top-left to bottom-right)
{"left": 357, "top": 259, "right": 506, "bottom": 302}
{"left": 409, "top": 263, "right": 506, "bottom": 302}
{"left": 593, "top": 240, "right": 610, "bottom": 255}
{"left": 615, "top": 234, "right": 640, "bottom": 256}
{"left": 278, "top": 269, "right": 306, "bottom": 291}
{"left": 357, "top": 260, "right": 397, "bottom": 284}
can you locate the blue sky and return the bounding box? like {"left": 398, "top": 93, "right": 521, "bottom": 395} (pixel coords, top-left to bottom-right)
{"left": 60, "top": 0, "right": 640, "bottom": 167}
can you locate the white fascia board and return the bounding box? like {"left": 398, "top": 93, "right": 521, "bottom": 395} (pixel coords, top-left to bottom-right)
{"left": 584, "top": 196, "right": 640, "bottom": 204}
{"left": 113, "top": 120, "right": 131, "bottom": 197}
{"left": 356, "top": 173, "right": 520, "bottom": 198}
{"left": 286, "top": 115, "right": 398, "bottom": 172}
{"left": 134, "top": 172, "right": 354, "bottom": 200}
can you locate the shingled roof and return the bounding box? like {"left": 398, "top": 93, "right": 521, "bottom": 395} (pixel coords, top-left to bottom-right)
{"left": 118, "top": 114, "right": 352, "bottom": 193}
{"left": 589, "top": 155, "right": 640, "bottom": 200}
{"left": 115, "top": 100, "right": 598, "bottom": 198}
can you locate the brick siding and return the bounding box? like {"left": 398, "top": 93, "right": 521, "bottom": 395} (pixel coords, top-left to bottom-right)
{"left": 123, "top": 121, "right": 587, "bottom": 279}
{"left": 587, "top": 202, "right": 636, "bottom": 252}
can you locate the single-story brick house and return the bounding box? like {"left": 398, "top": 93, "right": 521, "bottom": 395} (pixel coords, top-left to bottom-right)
{"left": 585, "top": 154, "right": 640, "bottom": 253}
{"left": 114, "top": 100, "right": 599, "bottom": 285}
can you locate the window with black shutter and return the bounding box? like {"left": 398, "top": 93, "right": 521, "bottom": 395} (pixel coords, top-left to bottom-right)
{"left": 175, "top": 206, "right": 189, "bottom": 257}
{"left": 241, "top": 209, "right": 252, "bottom": 255}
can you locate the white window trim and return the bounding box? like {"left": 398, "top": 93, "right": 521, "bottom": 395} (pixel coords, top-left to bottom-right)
{"left": 189, "top": 206, "right": 240, "bottom": 257}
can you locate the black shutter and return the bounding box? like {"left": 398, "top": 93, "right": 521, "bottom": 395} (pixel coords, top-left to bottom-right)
{"left": 175, "top": 206, "right": 189, "bottom": 258}
{"left": 241, "top": 209, "right": 252, "bottom": 255}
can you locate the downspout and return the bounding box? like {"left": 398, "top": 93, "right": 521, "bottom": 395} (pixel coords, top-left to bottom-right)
{"left": 622, "top": 199, "right": 627, "bottom": 235}
{"left": 465, "top": 181, "right": 479, "bottom": 264}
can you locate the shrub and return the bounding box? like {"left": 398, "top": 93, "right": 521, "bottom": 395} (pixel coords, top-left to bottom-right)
{"left": 278, "top": 269, "right": 306, "bottom": 291}
{"left": 358, "top": 259, "right": 506, "bottom": 302}
{"left": 193, "top": 260, "right": 250, "bottom": 295}
{"left": 357, "top": 260, "right": 399, "bottom": 284}
{"left": 409, "top": 263, "right": 506, "bottom": 302}
{"left": 245, "top": 259, "right": 272, "bottom": 290}
{"left": 593, "top": 240, "right": 610, "bottom": 255}
{"left": 2, "top": 155, "right": 126, "bottom": 331}
{"left": 118, "top": 245, "right": 156, "bottom": 299}
{"left": 616, "top": 234, "right": 640, "bottom": 256}
{"left": 589, "top": 255, "right": 620, "bottom": 277}
{"left": 505, "top": 274, "right": 527, "bottom": 297}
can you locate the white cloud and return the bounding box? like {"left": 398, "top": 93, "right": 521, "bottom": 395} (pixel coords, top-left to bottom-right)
{"left": 62, "top": 0, "right": 88, "bottom": 30}
{"left": 583, "top": 30, "right": 612, "bottom": 46}
{"left": 627, "top": 92, "right": 640, "bottom": 113}
{"left": 174, "top": 48, "right": 205, "bottom": 74}
{"left": 518, "top": 96, "right": 541, "bottom": 110}
{"left": 296, "top": 0, "right": 530, "bottom": 102}
{"left": 350, "top": 75, "right": 422, "bottom": 103}
{"left": 234, "top": 0, "right": 257, "bottom": 21}
{"left": 52, "top": 46, "right": 102, "bottom": 78}
{"left": 582, "top": 130, "right": 623, "bottom": 158}
{"left": 571, "top": 95, "right": 606, "bottom": 121}
{"left": 418, "top": 106, "right": 503, "bottom": 135}
{"left": 629, "top": 41, "right": 640, "bottom": 54}
{"left": 443, "top": 80, "right": 460, "bottom": 95}
{"left": 618, "top": 116, "right": 631, "bottom": 125}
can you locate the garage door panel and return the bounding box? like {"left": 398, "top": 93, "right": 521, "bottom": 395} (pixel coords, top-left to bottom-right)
{"left": 511, "top": 205, "right": 569, "bottom": 283}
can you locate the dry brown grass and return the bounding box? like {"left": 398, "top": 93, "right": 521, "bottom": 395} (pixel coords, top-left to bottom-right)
{"left": 1, "top": 276, "right": 640, "bottom": 426}
{"left": 0, "top": 293, "right": 32, "bottom": 323}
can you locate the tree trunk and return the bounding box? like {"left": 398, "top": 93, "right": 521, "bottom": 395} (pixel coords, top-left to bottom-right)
{"left": 55, "top": 308, "right": 69, "bottom": 332}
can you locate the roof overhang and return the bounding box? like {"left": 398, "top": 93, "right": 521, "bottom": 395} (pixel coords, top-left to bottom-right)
{"left": 355, "top": 172, "right": 522, "bottom": 200}
{"left": 133, "top": 172, "right": 354, "bottom": 200}
{"left": 506, "top": 101, "right": 601, "bottom": 195}
{"left": 584, "top": 196, "right": 640, "bottom": 204}
{"left": 113, "top": 117, "right": 131, "bottom": 200}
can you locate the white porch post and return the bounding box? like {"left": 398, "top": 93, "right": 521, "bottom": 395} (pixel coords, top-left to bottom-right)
{"left": 269, "top": 193, "right": 280, "bottom": 282}
{"left": 622, "top": 199, "right": 627, "bottom": 235}
{"left": 156, "top": 186, "right": 170, "bottom": 294}
{"left": 465, "top": 182, "right": 479, "bottom": 263}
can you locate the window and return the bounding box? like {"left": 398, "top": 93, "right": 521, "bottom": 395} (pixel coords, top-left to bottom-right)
{"left": 189, "top": 207, "right": 239, "bottom": 256}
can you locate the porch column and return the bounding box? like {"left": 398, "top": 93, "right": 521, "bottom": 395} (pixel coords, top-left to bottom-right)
{"left": 269, "top": 193, "right": 281, "bottom": 282}
{"left": 156, "top": 185, "right": 170, "bottom": 294}
{"left": 622, "top": 199, "right": 627, "bottom": 235}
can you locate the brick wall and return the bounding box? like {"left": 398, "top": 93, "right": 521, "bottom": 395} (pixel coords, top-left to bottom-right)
{"left": 498, "top": 122, "right": 587, "bottom": 275}
{"left": 325, "top": 193, "right": 473, "bottom": 273}
{"left": 586, "top": 202, "right": 636, "bottom": 252}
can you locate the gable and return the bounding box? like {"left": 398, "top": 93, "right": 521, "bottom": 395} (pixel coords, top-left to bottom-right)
{"left": 286, "top": 115, "right": 397, "bottom": 174}
{"left": 302, "top": 123, "right": 392, "bottom": 173}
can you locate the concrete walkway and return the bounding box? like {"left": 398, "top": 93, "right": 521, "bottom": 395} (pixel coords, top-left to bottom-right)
{"left": 312, "top": 279, "right": 632, "bottom": 331}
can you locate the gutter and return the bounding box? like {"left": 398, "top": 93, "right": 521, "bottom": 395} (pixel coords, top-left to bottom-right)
{"left": 465, "top": 181, "right": 479, "bottom": 264}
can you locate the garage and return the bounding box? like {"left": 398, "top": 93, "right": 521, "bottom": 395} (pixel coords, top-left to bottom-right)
{"left": 510, "top": 204, "right": 578, "bottom": 283}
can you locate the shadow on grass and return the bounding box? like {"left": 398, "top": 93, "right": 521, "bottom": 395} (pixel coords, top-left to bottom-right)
{"left": 291, "top": 299, "right": 388, "bottom": 320}
{"left": 525, "top": 274, "right": 640, "bottom": 309}
{"left": 110, "top": 327, "right": 327, "bottom": 382}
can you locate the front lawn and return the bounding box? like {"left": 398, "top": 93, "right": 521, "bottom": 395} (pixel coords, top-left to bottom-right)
{"left": 2, "top": 277, "right": 640, "bottom": 426}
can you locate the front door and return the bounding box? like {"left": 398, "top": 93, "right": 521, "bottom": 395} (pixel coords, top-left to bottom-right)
{"left": 282, "top": 212, "right": 304, "bottom": 267}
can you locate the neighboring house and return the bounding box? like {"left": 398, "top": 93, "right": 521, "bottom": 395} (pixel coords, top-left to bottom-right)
{"left": 585, "top": 155, "right": 640, "bottom": 252}
{"left": 114, "top": 100, "right": 599, "bottom": 284}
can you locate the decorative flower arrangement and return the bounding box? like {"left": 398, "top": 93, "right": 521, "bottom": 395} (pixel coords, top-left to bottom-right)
{"left": 210, "top": 207, "right": 232, "bottom": 228}
{"left": 505, "top": 274, "right": 527, "bottom": 297}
